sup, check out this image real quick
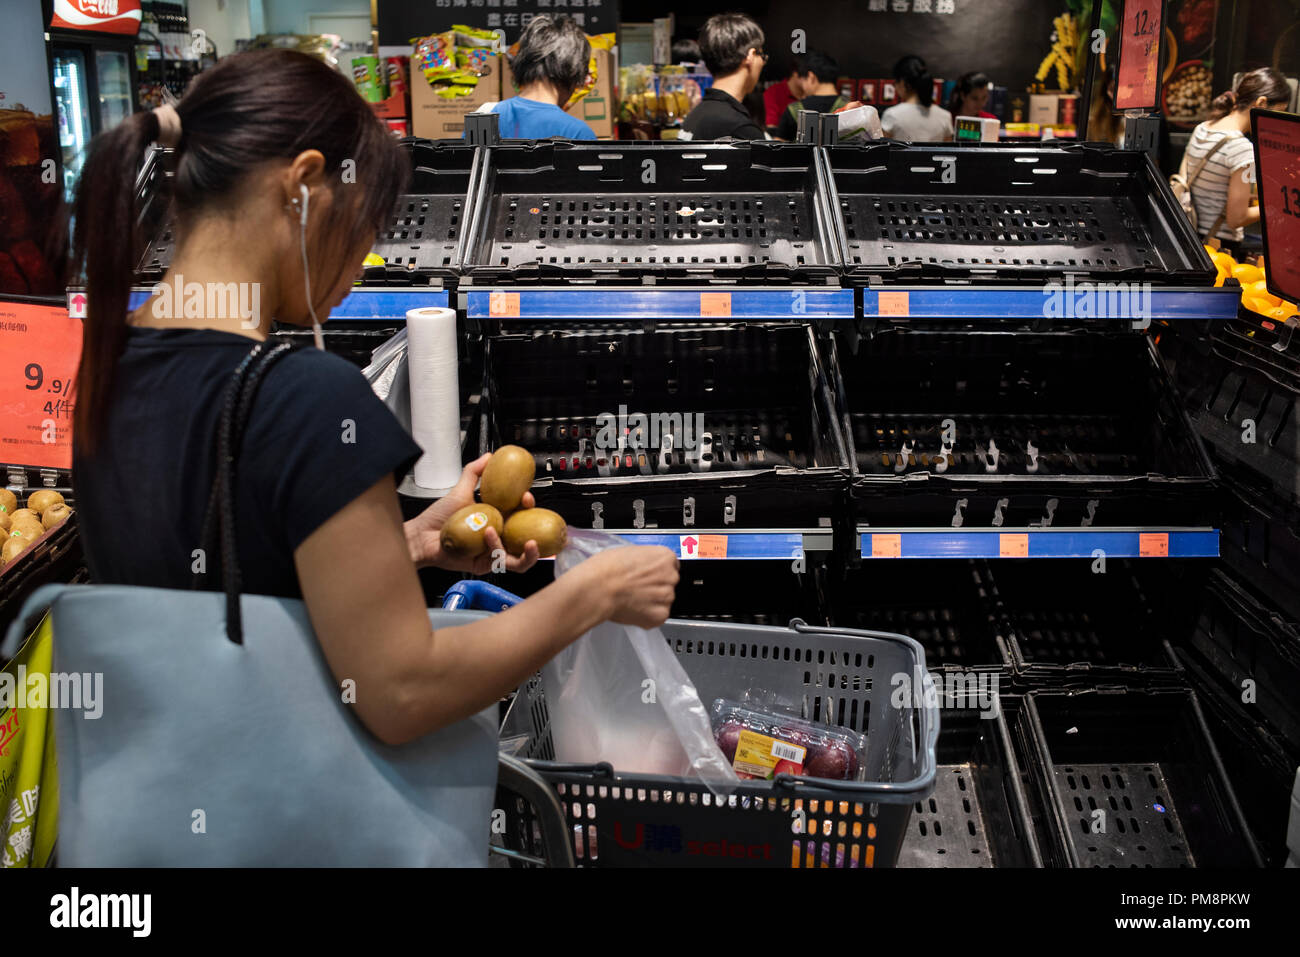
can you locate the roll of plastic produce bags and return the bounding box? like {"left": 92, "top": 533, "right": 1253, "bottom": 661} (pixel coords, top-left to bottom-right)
{"left": 544, "top": 529, "right": 739, "bottom": 795}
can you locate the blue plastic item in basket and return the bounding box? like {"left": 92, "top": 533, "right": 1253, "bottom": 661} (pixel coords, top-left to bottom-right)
{"left": 448, "top": 579, "right": 941, "bottom": 868}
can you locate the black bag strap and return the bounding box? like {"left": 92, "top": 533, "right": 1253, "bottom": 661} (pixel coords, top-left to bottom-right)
{"left": 192, "top": 339, "right": 296, "bottom": 644}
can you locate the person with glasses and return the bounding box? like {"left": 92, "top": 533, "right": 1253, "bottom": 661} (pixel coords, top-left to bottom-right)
{"left": 681, "top": 13, "right": 768, "bottom": 141}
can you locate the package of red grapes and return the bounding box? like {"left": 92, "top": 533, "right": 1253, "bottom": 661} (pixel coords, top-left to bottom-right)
{"left": 710, "top": 698, "right": 867, "bottom": 782}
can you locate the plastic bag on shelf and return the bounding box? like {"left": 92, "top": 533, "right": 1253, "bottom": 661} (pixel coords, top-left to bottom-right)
{"left": 542, "top": 528, "right": 739, "bottom": 795}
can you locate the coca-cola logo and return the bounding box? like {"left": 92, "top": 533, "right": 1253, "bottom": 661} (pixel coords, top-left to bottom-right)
{"left": 51, "top": 0, "right": 142, "bottom": 35}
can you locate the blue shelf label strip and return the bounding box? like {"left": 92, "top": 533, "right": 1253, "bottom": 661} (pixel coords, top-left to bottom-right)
{"left": 614, "top": 533, "right": 805, "bottom": 560}
{"left": 465, "top": 288, "right": 855, "bottom": 320}
{"left": 861, "top": 287, "right": 1239, "bottom": 322}
{"left": 126, "top": 288, "right": 447, "bottom": 320}
{"left": 860, "top": 529, "right": 1220, "bottom": 559}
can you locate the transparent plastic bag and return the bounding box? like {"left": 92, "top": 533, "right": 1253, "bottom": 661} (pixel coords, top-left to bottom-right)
{"left": 543, "top": 528, "right": 738, "bottom": 795}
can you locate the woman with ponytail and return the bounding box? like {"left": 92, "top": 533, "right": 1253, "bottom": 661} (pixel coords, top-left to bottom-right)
{"left": 882, "top": 54, "right": 954, "bottom": 142}
{"left": 69, "top": 49, "right": 678, "bottom": 749}
{"left": 1181, "top": 67, "right": 1290, "bottom": 252}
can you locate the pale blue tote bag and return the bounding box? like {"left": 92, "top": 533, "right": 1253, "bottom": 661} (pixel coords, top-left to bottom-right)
{"left": 0, "top": 341, "right": 499, "bottom": 866}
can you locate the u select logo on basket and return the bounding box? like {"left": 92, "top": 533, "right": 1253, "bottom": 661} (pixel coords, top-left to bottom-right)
{"left": 612, "top": 822, "right": 774, "bottom": 860}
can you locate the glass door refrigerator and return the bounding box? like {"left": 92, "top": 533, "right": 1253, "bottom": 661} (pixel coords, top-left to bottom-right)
{"left": 47, "top": 1, "right": 142, "bottom": 202}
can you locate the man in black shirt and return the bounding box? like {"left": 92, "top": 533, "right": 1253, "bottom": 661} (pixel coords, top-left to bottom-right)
{"left": 681, "top": 13, "right": 767, "bottom": 141}
{"left": 774, "top": 50, "right": 849, "bottom": 141}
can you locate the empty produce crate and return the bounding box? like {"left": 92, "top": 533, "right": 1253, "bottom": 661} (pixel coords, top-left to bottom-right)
{"left": 984, "top": 560, "right": 1192, "bottom": 681}
{"left": 498, "top": 617, "right": 939, "bottom": 868}
{"left": 1013, "top": 688, "right": 1261, "bottom": 867}
{"left": 478, "top": 322, "right": 848, "bottom": 530}
{"left": 831, "top": 327, "right": 1218, "bottom": 528}
{"left": 135, "top": 139, "right": 477, "bottom": 284}
{"left": 826, "top": 561, "right": 1008, "bottom": 673}
{"left": 899, "top": 698, "right": 1043, "bottom": 868}
{"left": 823, "top": 141, "right": 1214, "bottom": 284}
{"left": 462, "top": 140, "right": 839, "bottom": 283}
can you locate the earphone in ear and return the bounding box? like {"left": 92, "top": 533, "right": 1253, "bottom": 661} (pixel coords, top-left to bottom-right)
{"left": 294, "top": 183, "right": 324, "bottom": 351}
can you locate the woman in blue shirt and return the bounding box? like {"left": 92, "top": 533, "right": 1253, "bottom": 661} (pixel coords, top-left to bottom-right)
{"left": 489, "top": 14, "right": 595, "bottom": 140}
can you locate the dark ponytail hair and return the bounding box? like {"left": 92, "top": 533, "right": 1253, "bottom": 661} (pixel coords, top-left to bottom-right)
{"left": 71, "top": 49, "right": 408, "bottom": 454}
{"left": 949, "top": 71, "right": 991, "bottom": 113}
{"left": 1208, "top": 67, "right": 1290, "bottom": 120}
{"left": 894, "top": 54, "right": 933, "bottom": 107}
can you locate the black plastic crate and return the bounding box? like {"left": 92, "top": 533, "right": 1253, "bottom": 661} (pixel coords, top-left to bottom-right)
{"left": 1013, "top": 688, "right": 1262, "bottom": 867}
{"left": 985, "top": 560, "right": 1191, "bottom": 681}
{"left": 900, "top": 699, "right": 1043, "bottom": 868}
{"left": 824, "top": 141, "right": 1214, "bottom": 284}
{"left": 135, "top": 139, "right": 476, "bottom": 284}
{"left": 1184, "top": 568, "right": 1300, "bottom": 746}
{"left": 1175, "top": 646, "right": 1300, "bottom": 867}
{"left": 462, "top": 141, "right": 839, "bottom": 284}
{"left": 1160, "top": 314, "right": 1300, "bottom": 510}
{"left": 1217, "top": 465, "right": 1300, "bottom": 623}
{"left": 272, "top": 321, "right": 404, "bottom": 369}
{"left": 479, "top": 322, "right": 848, "bottom": 530}
{"left": 831, "top": 328, "right": 1217, "bottom": 528}
{"left": 826, "top": 561, "right": 1007, "bottom": 673}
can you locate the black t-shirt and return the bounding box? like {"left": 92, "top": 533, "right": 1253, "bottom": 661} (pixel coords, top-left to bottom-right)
{"left": 72, "top": 327, "right": 422, "bottom": 598}
{"left": 775, "top": 94, "right": 849, "bottom": 141}
{"left": 681, "top": 88, "right": 765, "bottom": 141}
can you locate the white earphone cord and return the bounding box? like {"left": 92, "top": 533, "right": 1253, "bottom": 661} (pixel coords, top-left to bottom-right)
{"left": 298, "top": 190, "right": 325, "bottom": 351}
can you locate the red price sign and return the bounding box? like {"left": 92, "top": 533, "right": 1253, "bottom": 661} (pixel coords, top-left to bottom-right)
{"left": 1115, "top": 0, "right": 1166, "bottom": 111}
{"left": 1253, "top": 110, "right": 1300, "bottom": 306}
{"left": 0, "top": 302, "right": 82, "bottom": 469}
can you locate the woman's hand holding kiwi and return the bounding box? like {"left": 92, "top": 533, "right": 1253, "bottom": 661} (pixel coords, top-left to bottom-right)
{"left": 403, "top": 451, "right": 541, "bottom": 574}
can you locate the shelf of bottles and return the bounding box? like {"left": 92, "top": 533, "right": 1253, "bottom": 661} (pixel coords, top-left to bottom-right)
{"left": 135, "top": 2, "right": 211, "bottom": 107}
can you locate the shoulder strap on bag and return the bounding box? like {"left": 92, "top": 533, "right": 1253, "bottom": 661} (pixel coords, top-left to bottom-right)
{"left": 1186, "top": 133, "right": 1231, "bottom": 188}
{"left": 193, "top": 339, "right": 296, "bottom": 644}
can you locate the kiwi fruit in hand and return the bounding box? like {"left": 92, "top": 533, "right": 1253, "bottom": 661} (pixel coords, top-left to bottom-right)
{"left": 480, "top": 445, "right": 535, "bottom": 515}
{"left": 0, "top": 488, "right": 16, "bottom": 516}
{"left": 2, "top": 535, "right": 28, "bottom": 564}
{"left": 503, "top": 507, "right": 567, "bottom": 558}
{"left": 27, "top": 490, "right": 65, "bottom": 514}
{"left": 440, "top": 503, "right": 504, "bottom": 559}
{"left": 42, "top": 503, "right": 72, "bottom": 530}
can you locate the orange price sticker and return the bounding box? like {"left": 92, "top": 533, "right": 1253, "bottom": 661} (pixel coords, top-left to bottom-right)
{"left": 698, "top": 534, "right": 728, "bottom": 559}
{"left": 700, "top": 292, "right": 732, "bottom": 317}
{"left": 999, "top": 533, "right": 1029, "bottom": 558}
{"left": 871, "top": 533, "right": 902, "bottom": 558}
{"left": 877, "top": 291, "right": 910, "bottom": 317}
{"left": 489, "top": 292, "right": 520, "bottom": 318}
{"left": 1139, "top": 533, "right": 1169, "bottom": 558}
{"left": 0, "top": 302, "right": 82, "bottom": 470}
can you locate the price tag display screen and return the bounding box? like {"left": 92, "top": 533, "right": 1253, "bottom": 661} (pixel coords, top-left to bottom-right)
{"left": 1115, "top": 0, "right": 1166, "bottom": 111}
{"left": 0, "top": 300, "right": 81, "bottom": 469}
{"left": 1253, "top": 109, "right": 1300, "bottom": 306}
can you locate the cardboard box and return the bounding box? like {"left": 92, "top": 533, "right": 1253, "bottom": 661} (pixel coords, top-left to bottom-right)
{"left": 410, "top": 52, "right": 503, "bottom": 140}
{"left": 503, "top": 46, "right": 617, "bottom": 139}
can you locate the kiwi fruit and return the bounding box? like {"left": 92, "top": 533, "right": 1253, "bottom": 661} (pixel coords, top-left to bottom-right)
{"left": 2, "top": 535, "right": 28, "bottom": 564}
{"left": 480, "top": 445, "right": 535, "bottom": 515}
{"left": 439, "top": 503, "right": 504, "bottom": 559}
{"left": 9, "top": 520, "right": 43, "bottom": 543}
{"left": 42, "top": 503, "right": 72, "bottom": 529}
{"left": 502, "top": 507, "right": 567, "bottom": 558}
{"left": 0, "top": 488, "right": 16, "bottom": 516}
{"left": 0, "top": 510, "right": 9, "bottom": 533}
{"left": 27, "top": 489, "right": 65, "bottom": 514}
{"left": 9, "top": 508, "right": 39, "bottom": 526}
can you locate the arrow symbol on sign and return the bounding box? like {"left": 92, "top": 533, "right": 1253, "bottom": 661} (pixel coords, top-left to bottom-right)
{"left": 681, "top": 536, "right": 698, "bottom": 556}
{"left": 70, "top": 294, "right": 86, "bottom": 308}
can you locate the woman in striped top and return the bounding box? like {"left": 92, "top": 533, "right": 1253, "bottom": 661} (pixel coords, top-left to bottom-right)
{"left": 1183, "top": 68, "right": 1290, "bottom": 254}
